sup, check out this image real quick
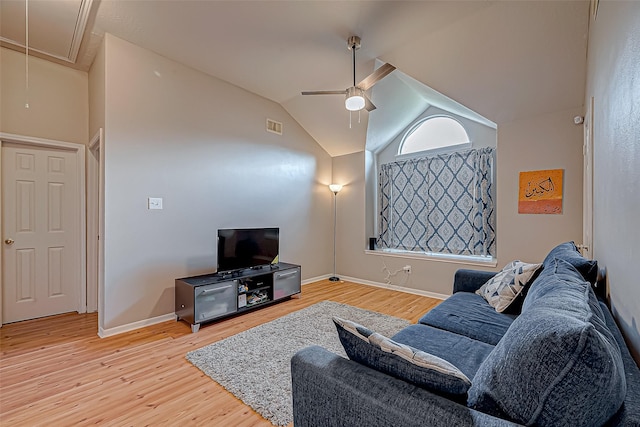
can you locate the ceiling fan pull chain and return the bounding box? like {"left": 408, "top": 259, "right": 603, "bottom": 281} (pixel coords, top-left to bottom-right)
{"left": 25, "top": 0, "right": 30, "bottom": 109}
{"left": 349, "top": 110, "right": 352, "bottom": 129}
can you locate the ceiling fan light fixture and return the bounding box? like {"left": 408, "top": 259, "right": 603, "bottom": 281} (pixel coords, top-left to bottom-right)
{"left": 302, "top": 36, "right": 393, "bottom": 115}
{"left": 345, "top": 87, "right": 365, "bottom": 111}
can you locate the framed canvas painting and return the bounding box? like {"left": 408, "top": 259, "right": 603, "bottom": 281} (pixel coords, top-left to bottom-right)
{"left": 518, "top": 169, "right": 564, "bottom": 214}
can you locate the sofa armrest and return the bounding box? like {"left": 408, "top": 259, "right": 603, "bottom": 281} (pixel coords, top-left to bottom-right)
{"left": 453, "top": 269, "right": 496, "bottom": 294}
{"left": 291, "top": 346, "right": 520, "bottom": 427}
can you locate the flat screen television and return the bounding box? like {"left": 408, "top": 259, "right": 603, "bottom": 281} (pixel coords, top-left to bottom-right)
{"left": 217, "top": 227, "right": 279, "bottom": 274}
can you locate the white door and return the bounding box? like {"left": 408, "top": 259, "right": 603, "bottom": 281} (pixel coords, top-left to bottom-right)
{"left": 582, "top": 97, "right": 595, "bottom": 259}
{"left": 2, "top": 143, "right": 81, "bottom": 323}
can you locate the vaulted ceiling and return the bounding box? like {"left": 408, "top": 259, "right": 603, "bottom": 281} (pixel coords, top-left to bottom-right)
{"left": 0, "top": 1, "right": 589, "bottom": 156}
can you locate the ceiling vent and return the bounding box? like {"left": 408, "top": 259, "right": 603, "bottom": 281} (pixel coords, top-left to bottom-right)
{"left": 266, "top": 119, "right": 283, "bottom": 135}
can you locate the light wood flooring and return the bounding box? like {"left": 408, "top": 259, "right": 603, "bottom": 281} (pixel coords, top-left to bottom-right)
{"left": 0, "top": 279, "right": 440, "bottom": 426}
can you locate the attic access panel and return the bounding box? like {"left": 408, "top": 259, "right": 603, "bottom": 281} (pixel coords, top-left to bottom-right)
{"left": 0, "top": 0, "right": 93, "bottom": 64}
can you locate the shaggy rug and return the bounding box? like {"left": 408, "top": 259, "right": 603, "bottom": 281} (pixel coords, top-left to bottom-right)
{"left": 185, "top": 300, "right": 411, "bottom": 426}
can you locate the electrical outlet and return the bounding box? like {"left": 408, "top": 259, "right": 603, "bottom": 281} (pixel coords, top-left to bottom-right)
{"left": 403, "top": 265, "right": 412, "bottom": 274}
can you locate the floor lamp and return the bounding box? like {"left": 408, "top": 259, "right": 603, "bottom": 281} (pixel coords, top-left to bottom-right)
{"left": 329, "top": 184, "right": 343, "bottom": 282}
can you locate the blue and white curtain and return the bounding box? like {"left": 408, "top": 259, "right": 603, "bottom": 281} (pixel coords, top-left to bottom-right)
{"left": 378, "top": 147, "right": 495, "bottom": 257}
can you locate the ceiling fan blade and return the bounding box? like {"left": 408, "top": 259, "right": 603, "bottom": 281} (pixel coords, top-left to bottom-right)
{"left": 301, "top": 90, "right": 346, "bottom": 95}
{"left": 364, "top": 94, "right": 376, "bottom": 112}
{"left": 357, "top": 63, "right": 396, "bottom": 91}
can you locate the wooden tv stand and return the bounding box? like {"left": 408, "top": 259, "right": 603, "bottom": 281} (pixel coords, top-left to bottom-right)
{"left": 175, "top": 263, "right": 301, "bottom": 333}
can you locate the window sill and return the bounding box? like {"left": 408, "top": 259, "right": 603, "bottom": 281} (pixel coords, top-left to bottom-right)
{"left": 364, "top": 249, "right": 497, "bottom": 268}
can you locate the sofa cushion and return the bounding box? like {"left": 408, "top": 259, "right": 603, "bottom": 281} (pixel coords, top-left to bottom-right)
{"left": 453, "top": 269, "right": 497, "bottom": 294}
{"left": 476, "top": 260, "right": 542, "bottom": 313}
{"left": 333, "top": 317, "right": 471, "bottom": 396}
{"left": 543, "top": 241, "right": 598, "bottom": 284}
{"left": 468, "top": 259, "right": 626, "bottom": 427}
{"left": 419, "top": 292, "right": 517, "bottom": 345}
{"left": 391, "top": 324, "right": 495, "bottom": 381}
{"left": 524, "top": 255, "right": 603, "bottom": 318}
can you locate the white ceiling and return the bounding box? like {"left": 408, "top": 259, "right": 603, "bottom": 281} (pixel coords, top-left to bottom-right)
{"left": 0, "top": 1, "right": 589, "bottom": 157}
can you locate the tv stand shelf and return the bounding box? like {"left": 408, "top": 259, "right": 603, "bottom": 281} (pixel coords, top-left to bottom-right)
{"left": 175, "top": 262, "right": 301, "bottom": 333}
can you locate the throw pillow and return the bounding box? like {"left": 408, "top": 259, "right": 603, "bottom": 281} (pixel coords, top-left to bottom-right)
{"left": 542, "top": 241, "right": 598, "bottom": 284}
{"left": 333, "top": 317, "right": 471, "bottom": 396}
{"left": 476, "top": 261, "right": 542, "bottom": 313}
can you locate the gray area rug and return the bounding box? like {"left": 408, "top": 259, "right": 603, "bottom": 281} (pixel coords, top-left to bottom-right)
{"left": 185, "top": 300, "right": 410, "bottom": 426}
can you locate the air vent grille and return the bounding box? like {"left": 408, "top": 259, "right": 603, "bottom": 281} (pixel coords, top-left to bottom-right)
{"left": 266, "top": 119, "right": 283, "bottom": 135}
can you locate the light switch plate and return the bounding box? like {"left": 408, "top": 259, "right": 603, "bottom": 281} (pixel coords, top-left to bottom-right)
{"left": 148, "top": 197, "right": 163, "bottom": 210}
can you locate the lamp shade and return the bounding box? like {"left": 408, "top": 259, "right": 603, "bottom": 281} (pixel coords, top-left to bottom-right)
{"left": 345, "top": 87, "right": 365, "bottom": 111}
{"left": 329, "top": 184, "right": 343, "bottom": 193}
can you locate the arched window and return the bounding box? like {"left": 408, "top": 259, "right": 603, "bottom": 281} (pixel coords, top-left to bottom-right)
{"left": 399, "top": 116, "right": 470, "bottom": 155}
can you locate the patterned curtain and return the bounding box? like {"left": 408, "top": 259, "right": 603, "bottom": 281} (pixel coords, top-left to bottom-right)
{"left": 378, "top": 147, "right": 495, "bottom": 257}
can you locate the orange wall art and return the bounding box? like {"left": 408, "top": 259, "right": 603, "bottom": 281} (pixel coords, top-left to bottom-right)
{"left": 518, "top": 169, "right": 564, "bottom": 214}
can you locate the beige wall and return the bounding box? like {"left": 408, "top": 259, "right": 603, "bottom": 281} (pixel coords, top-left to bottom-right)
{"left": 334, "top": 106, "right": 584, "bottom": 295}
{"left": 89, "top": 40, "right": 106, "bottom": 138}
{"left": 99, "top": 35, "right": 333, "bottom": 331}
{"left": 381, "top": 1, "right": 588, "bottom": 126}
{"left": 4, "top": 1, "right": 626, "bottom": 346}
{"left": 334, "top": 1, "right": 587, "bottom": 295}
{"left": 88, "top": 40, "right": 106, "bottom": 320}
{"left": 496, "top": 108, "right": 584, "bottom": 263}
{"left": 585, "top": 1, "right": 640, "bottom": 361}
{"left": 0, "top": 47, "right": 88, "bottom": 144}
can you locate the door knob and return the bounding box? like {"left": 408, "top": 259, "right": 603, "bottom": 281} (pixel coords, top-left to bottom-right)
{"left": 4, "top": 238, "right": 14, "bottom": 245}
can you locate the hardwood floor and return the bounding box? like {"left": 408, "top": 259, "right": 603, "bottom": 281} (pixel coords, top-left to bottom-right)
{"left": 0, "top": 280, "right": 440, "bottom": 426}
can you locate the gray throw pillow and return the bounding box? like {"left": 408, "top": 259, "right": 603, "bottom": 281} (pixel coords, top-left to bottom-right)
{"left": 333, "top": 317, "right": 471, "bottom": 396}
{"left": 476, "top": 261, "right": 542, "bottom": 312}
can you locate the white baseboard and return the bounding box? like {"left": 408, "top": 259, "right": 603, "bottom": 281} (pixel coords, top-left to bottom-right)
{"left": 98, "top": 276, "right": 328, "bottom": 338}
{"left": 97, "top": 274, "right": 445, "bottom": 338}
{"left": 98, "top": 313, "right": 177, "bottom": 338}
{"left": 302, "top": 274, "right": 331, "bottom": 285}
{"left": 338, "top": 275, "right": 450, "bottom": 300}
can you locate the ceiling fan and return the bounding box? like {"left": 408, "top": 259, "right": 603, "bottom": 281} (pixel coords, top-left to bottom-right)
{"left": 302, "top": 36, "right": 396, "bottom": 112}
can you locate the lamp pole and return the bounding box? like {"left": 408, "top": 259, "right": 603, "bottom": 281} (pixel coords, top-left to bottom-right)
{"left": 329, "top": 184, "right": 343, "bottom": 282}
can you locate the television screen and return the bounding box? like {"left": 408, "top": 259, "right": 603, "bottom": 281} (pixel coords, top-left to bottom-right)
{"left": 217, "top": 228, "right": 279, "bottom": 273}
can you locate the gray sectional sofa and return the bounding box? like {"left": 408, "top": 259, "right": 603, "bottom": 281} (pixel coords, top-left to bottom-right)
{"left": 291, "top": 242, "right": 640, "bottom": 426}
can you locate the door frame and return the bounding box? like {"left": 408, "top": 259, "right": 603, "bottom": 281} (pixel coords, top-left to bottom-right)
{"left": 86, "top": 129, "right": 104, "bottom": 315}
{"left": 0, "top": 132, "right": 87, "bottom": 326}
{"left": 582, "top": 98, "right": 595, "bottom": 259}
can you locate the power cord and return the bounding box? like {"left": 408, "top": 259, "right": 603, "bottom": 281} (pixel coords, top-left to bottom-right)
{"left": 381, "top": 260, "right": 410, "bottom": 286}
